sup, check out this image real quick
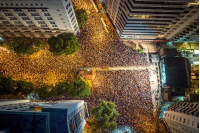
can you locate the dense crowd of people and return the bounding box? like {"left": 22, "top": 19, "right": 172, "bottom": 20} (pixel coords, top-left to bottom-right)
{"left": 47, "top": 70, "right": 154, "bottom": 132}
{"left": 0, "top": 0, "right": 156, "bottom": 132}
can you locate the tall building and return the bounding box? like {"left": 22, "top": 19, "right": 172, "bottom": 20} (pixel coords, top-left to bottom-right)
{"left": 164, "top": 101, "right": 199, "bottom": 133}
{"left": 0, "top": 100, "right": 89, "bottom": 133}
{"left": 107, "top": 0, "right": 199, "bottom": 42}
{"left": 0, "top": 0, "right": 79, "bottom": 38}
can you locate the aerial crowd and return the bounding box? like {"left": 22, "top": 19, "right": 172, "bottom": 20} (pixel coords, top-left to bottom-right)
{"left": 0, "top": 0, "right": 156, "bottom": 132}
{"left": 48, "top": 70, "right": 154, "bottom": 132}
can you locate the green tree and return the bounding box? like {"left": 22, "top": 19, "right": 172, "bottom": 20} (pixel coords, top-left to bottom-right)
{"left": 68, "top": 79, "right": 90, "bottom": 98}
{"left": 78, "top": 76, "right": 92, "bottom": 89}
{"left": 0, "top": 37, "right": 46, "bottom": 57}
{"left": 14, "top": 80, "right": 35, "bottom": 96}
{"left": 55, "top": 80, "right": 70, "bottom": 96}
{"left": 75, "top": 9, "right": 88, "bottom": 27}
{"left": 137, "top": 48, "right": 143, "bottom": 53}
{"left": 91, "top": 100, "right": 119, "bottom": 131}
{"left": 38, "top": 83, "right": 54, "bottom": 100}
{"left": 0, "top": 75, "right": 15, "bottom": 95}
{"left": 48, "top": 33, "right": 80, "bottom": 56}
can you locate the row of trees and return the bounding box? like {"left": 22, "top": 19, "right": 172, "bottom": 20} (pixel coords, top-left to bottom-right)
{"left": 0, "top": 75, "right": 34, "bottom": 96}
{"left": 0, "top": 33, "right": 80, "bottom": 57}
{"left": 38, "top": 76, "right": 91, "bottom": 100}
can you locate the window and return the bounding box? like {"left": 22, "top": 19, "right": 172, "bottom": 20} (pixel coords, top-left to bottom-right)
{"left": 66, "top": 2, "right": 71, "bottom": 10}
{"left": 32, "top": 28, "right": 39, "bottom": 30}
{"left": 179, "top": 117, "right": 182, "bottom": 122}
{"left": 2, "top": 9, "right": 8, "bottom": 12}
{"left": 57, "top": 9, "right": 60, "bottom": 11}
{"left": 31, "top": 13, "right": 39, "bottom": 16}
{"left": 34, "top": 17, "right": 42, "bottom": 20}
{"left": 68, "top": 8, "right": 72, "bottom": 14}
{"left": 22, "top": 17, "right": 30, "bottom": 20}
{"left": 50, "top": 21, "right": 55, "bottom": 24}
{"left": 22, "top": 28, "right": 28, "bottom": 30}
{"left": 59, "top": 14, "right": 62, "bottom": 16}
{"left": 17, "top": 13, "right": 26, "bottom": 16}
{"left": 9, "top": 17, "right": 17, "bottom": 20}
{"left": 197, "top": 122, "right": 199, "bottom": 128}
{"left": 168, "top": 114, "right": 169, "bottom": 117}
{"left": 71, "top": 16, "right": 75, "bottom": 22}
{"left": 41, "top": 25, "right": 47, "bottom": 27}
{"left": 27, "top": 9, "right": 36, "bottom": 12}
{"left": 192, "top": 121, "right": 195, "bottom": 126}
{"left": 165, "top": 113, "right": 167, "bottom": 117}
{"left": 183, "top": 118, "right": 186, "bottom": 123}
{"left": 41, "top": 9, "right": 48, "bottom": 12}
{"left": 47, "top": 17, "right": 53, "bottom": 20}
{"left": 70, "top": 13, "right": 73, "bottom": 18}
{"left": 44, "top": 13, "right": 50, "bottom": 16}
{"left": 187, "top": 120, "right": 190, "bottom": 125}
{"left": 176, "top": 116, "right": 178, "bottom": 121}
{"left": 13, "top": 9, "right": 22, "bottom": 11}
{"left": 4, "top": 13, "right": 13, "bottom": 16}
{"left": 173, "top": 115, "right": 175, "bottom": 120}
{"left": 170, "top": 114, "right": 172, "bottom": 119}
{"left": 38, "top": 21, "right": 45, "bottom": 24}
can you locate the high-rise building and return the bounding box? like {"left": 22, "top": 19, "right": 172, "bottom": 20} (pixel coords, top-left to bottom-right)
{"left": 164, "top": 101, "right": 199, "bottom": 133}
{"left": 0, "top": 0, "right": 79, "bottom": 38}
{"left": 0, "top": 100, "right": 89, "bottom": 133}
{"left": 107, "top": 0, "right": 199, "bottom": 42}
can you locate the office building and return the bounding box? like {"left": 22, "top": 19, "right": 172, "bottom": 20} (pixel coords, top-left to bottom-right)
{"left": 0, "top": 100, "right": 89, "bottom": 133}
{"left": 164, "top": 101, "right": 199, "bottom": 133}
{"left": 107, "top": 0, "right": 199, "bottom": 42}
{"left": 0, "top": 0, "right": 79, "bottom": 38}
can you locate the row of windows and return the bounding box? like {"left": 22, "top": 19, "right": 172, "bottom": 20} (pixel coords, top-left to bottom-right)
{"left": 31, "top": 13, "right": 39, "bottom": 16}
{"left": 17, "top": 13, "right": 26, "bottom": 16}
{"left": 22, "top": 17, "right": 30, "bottom": 20}
{"left": 0, "top": 3, "right": 43, "bottom": 6}
{"left": 34, "top": 17, "right": 42, "bottom": 20}
{"left": 69, "top": 108, "right": 85, "bottom": 133}
{"left": 165, "top": 113, "right": 199, "bottom": 128}
{"left": 66, "top": 2, "right": 71, "bottom": 10}
{"left": 1, "top": 28, "right": 51, "bottom": 31}
{"left": 169, "top": 123, "right": 197, "bottom": 133}
{"left": 4, "top": 13, "right": 13, "bottom": 16}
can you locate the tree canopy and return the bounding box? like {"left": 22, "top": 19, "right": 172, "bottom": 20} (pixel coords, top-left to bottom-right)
{"left": 137, "top": 48, "right": 144, "bottom": 53}
{"left": 14, "top": 80, "right": 35, "bottom": 96}
{"left": 0, "top": 75, "right": 15, "bottom": 95}
{"left": 54, "top": 80, "right": 70, "bottom": 96}
{"left": 75, "top": 9, "right": 88, "bottom": 27}
{"left": 0, "top": 37, "right": 46, "bottom": 57}
{"left": 91, "top": 100, "right": 119, "bottom": 131}
{"left": 68, "top": 78, "right": 90, "bottom": 98}
{"left": 48, "top": 33, "right": 80, "bottom": 56}
{"left": 78, "top": 76, "right": 92, "bottom": 89}
{"left": 0, "top": 75, "right": 35, "bottom": 96}
{"left": 37, "top": 83, "right": 54, "bottom": 100}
